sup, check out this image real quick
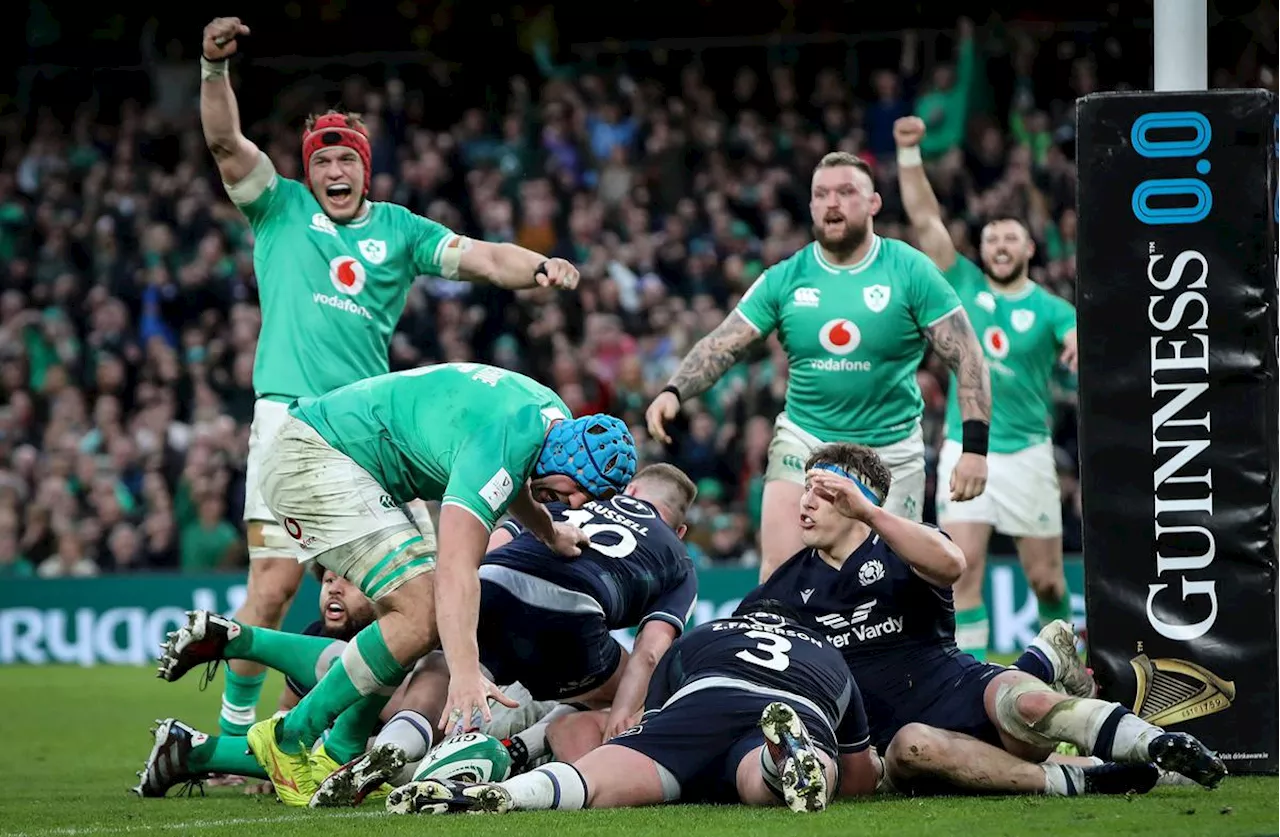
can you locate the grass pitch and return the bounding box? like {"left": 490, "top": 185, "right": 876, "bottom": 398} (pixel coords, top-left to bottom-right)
{"left": 0, "top": 666, "right": 1275, "bottom": 837}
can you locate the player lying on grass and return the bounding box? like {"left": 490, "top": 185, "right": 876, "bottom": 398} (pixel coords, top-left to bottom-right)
{"left": 740, "top": 442, "right": 1227, "bottom": 794}
{"left": 238, "top": 362, "right": 636, "bottom": 804}
{"left": 145, "top": 461, "right": 689, "bottom": 807}
{"left": 133, "top": 566, "right": 421, "bottom": 798}
{"left": 386, "top": 599, "right": 879, "bottom": 815}
{"left": 309, "top": 463, "right": 701, "bottom": 807}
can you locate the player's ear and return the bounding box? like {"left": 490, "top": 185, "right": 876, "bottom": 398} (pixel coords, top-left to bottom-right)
{"left": 868, "top": 190, "right": 883, "bottom": 217}
{"left": 675, "top": 523, "right": 687, "bottom": 540}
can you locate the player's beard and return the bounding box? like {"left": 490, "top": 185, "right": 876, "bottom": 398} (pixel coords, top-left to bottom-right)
{"left": 982, "top": 255, "right": 1029, "bottom": 286}
{"left": 812, "top": 215, "right": 869, "bottom": 261}
{"left": 322, "top": 611, "right": 375, "bottom": 642}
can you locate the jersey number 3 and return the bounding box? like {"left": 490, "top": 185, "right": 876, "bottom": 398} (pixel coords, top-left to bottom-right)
{"left": 735, "top": 630, "right": 792, "bottom": 672}
{"left": 560, "top": 509, "right": 637, "bottom": 559}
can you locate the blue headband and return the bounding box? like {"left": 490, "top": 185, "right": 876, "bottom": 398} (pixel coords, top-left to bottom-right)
{"left": 813, "top": 462, "right": 883, "bottom": 507}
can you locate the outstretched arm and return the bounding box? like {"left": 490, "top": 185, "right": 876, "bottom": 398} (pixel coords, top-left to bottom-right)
{"left": 894, "top": 116, "right": 958, "bottom": 272}
{"left": 454, "top": 240, "right": 580, "bottom": 291}
{"left": 199, "top": 18, "right": 263, "bottom": 188}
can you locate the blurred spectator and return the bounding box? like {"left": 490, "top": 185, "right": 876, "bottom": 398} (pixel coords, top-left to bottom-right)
{"left": 1, "top": 15, "right": 1270, "bottom": 576}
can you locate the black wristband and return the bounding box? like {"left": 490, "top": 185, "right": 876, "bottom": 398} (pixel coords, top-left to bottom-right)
{"left": 533, "top": 260, "right": 549, "bottom": 280}
{"left": 962, "top": 420, "right": 989, "bottom": 457}
{"left": 661, "top": 384, "right": 682, "bottom": 402}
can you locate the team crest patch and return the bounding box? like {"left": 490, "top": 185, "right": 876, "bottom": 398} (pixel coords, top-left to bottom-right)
{"left": 863, "top": 284, "right": 891, "bottom": 313}
{"left": 358, "top": 239, "right": 387, "bottom": 265}
{"left": 1011, "top": 309, "right": 1036, "bottom": 332}
{"left": 858, "top": 558, "right": 885, "bottom": 586}
{"left": 975, "top": 291, "right": 997, "bottom": 313}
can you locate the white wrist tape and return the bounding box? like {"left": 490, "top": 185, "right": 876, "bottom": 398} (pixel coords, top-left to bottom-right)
{"left": 201, "top": 57, "right": 228, "bottom": 82}
{"left": 896, "top": 146, "right": 923, "bottom": 167}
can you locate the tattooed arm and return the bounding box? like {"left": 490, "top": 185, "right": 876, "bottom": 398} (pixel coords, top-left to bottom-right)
{"left": 668, "top": 311, "right": 763, "bottom": 398}
{"left": 926, "top": 308, "right": 990, "bottom": 422}
{"left": 645, "top": 311, "right": 763, "bottom": 444}
{"left": 927, "top": 308, "right": 991, "bottom": 501}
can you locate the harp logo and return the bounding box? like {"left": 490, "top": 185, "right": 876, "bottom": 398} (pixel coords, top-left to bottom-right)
{"left": 1128, "top": 654, "right": 1236, "bottom": 727}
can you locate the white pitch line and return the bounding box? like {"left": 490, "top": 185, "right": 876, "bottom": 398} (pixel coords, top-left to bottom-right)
{"left": 1, "top": 810, "right": 388, "bottom": 837}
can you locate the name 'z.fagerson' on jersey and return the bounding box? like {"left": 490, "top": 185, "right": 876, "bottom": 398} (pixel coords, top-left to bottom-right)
{"left": 490, "top": 495, "right": 698, "bottom": 633}
{"left": 741, "top": 533, "right": 983, "bottom": 750}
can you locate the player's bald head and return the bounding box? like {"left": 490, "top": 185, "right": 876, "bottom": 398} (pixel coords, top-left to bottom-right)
{"left": 627, "top": 463, "right": 698, "bottom": 529}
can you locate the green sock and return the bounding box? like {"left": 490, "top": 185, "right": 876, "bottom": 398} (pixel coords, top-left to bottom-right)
{"left": 1037, "top": 588, "right": 1073, "bottom": 628}
{"left": 190, "top": 733, "right": 269, "bottom": 780}
{"left": 278, "top": 622, "right": 407, "bottom": 753}
{"left": 225, "top": 624, "right": 348, "bottom": 693}
{"left": 325, "top": 695, "right": 392, "bottom": 763}
{"left": 219, "top": 669, "right": 266, "bottom": 736}
{"left": 955, "top": 604, "right": 990, "bottom": 661}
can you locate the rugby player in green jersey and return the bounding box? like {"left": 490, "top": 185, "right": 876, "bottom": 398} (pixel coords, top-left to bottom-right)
{"left": 894, "top": 116, "right": 1078, "bottom": 660}
{"left": 199, "top": 17, "right": 581, "bottom": 738}
{"left": 214, "top": 362, "right": 633, "bottom": 804}
{"left": 647, "top": 151, "right": 991, "bottom": 582}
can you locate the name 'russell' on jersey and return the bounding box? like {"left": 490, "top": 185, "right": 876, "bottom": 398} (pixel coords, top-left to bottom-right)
{"left": 492, "top": 495, "right": 698, "bottom": 635}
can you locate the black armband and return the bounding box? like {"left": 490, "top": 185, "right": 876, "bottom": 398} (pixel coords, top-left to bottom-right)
{"left": 660, "top": 384, "right": 682, "bottom": 402}
{"left": 962, "top": 420, "right": 989, "bottom": 457}
{"left": 533, "top": 260, "right": 549, "bottom": 280}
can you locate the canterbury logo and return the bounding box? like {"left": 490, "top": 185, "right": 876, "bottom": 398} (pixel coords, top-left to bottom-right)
{"left": 793, "top": 287, "right": 820, "bottom": 307}
{"left": 1129, "top": 654, "right": 1236, "bottom": 727}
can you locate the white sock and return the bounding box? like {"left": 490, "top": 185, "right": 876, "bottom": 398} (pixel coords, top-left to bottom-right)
{"left": 758, "top": 746, "right": 783, "bottom": 798}
{"left": 955, "top": 620, "right": 990, "bottom": 657}
{"left": 373, "top": 710, "right": 434, "bottom": 763}
{"left": 1109, "top": 712, "right": 1162, "bottom": 763}
{"left": 501, "top": 762, "right": 587, "bottom": 810}
{"left": 1031, "top": 699, "right": 1156, "bottom": 761}
{"left": 1040, "top": 763, "right": 1087, "bottom": 796}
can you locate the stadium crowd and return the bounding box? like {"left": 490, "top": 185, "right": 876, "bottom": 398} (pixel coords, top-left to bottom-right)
{"left": 0, "top": 16, "right": 1272, "bottom": 578}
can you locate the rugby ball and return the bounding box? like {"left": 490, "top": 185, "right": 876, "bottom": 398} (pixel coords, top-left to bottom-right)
{"left": 413, "top": 732, "right": 513, "bottom": 783}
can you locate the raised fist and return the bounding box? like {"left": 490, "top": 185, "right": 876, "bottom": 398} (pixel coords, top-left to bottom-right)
{"left": 203, "top": 17, "right": 250, "bottom": 61}
{"left": 893, "top": 116, "right": 926, "bottom": 149}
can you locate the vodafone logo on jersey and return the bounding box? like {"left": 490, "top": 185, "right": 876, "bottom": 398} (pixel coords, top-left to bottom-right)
{"left": 983, "top": 326, "right": 1010, "bottom": 360}
{"left": 329, "top": 256, "right": 367, "bottom": 296}
{"left": 818, "top": 319, "right": 861, "bottom": 355}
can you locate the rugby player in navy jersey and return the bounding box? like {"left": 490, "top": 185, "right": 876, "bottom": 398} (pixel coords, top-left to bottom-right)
{"left": 740, "top": 442, "right": 1226, "bottom": 796}
{"left": 386, "top": 598, "right": 878, "bottom": 815}
{"left": 310, "top": 463, "right": 701, "bottom": 805}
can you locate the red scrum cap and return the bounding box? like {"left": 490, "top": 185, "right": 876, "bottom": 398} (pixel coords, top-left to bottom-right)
{"left": 302, "top": 112, "right": 372, "bottom": 195}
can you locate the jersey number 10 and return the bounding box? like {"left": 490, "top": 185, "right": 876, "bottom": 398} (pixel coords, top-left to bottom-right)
{"left": 560, "top": 508, "right": 638, "bottom": 559}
